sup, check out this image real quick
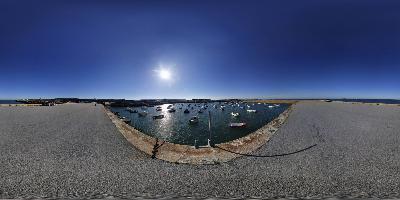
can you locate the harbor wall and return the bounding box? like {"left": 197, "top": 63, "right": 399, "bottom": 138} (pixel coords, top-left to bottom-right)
{"left": 104, "top": 104, "right": 293, "bottom": 164}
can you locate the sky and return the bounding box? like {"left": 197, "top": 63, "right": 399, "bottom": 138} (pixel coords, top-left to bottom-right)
{"left": 0, "top": 0, "right": 399, "bottom": 99}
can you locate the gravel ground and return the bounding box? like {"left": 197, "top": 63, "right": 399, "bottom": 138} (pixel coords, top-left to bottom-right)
{"left": 1, "top": 102, "right": 400, "bottom": 199}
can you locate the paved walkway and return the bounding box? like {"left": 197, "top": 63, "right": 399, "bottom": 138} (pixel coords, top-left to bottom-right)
{"left": 1, "top": 102, "right": 399, "bottom": 199}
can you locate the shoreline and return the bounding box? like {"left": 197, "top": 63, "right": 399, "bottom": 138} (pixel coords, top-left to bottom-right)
{"left": 332, "top": 100, "right": 400, "bottom": 106}
{"left": 0, "top": 104, "right": 42, "bottom": 107}
{"left": 104, "top": 104, "right": 293, "bottom": 164}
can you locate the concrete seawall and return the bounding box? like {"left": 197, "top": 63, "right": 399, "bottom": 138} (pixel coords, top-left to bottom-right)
{"left": 105, "top": 105, "right": 293, "bottom": 164}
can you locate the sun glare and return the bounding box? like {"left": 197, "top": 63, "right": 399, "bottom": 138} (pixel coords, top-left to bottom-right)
{"left": 159, "top": 69, "right": 171, "bottom": 80}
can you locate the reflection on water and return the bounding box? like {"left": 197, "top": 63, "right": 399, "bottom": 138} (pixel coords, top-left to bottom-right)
{"left": 111, "top": 102, "right": 289, "bottom": 146}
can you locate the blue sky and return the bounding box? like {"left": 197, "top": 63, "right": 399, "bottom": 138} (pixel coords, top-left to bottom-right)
{"left": 0, "top": 0, "right": 399, "bottom": 99}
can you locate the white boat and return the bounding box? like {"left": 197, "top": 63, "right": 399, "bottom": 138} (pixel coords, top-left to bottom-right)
{"left": 156, "top": 107, "right": 162, "bottom": 111}
{"left": 274, "top": 104, "right": 280, "bottom": 107}
{"left": 268, "top": 105, "right": 274, "bottom": 108}
{"left": 258, "top": 102, "right": 261, "bottom": 105}
{"left": 230, "top": 122, "right": 246, "bottom": 128}
{"left": 247, "top": 109, "right": 257, "bottom": 113}
{"left": 189, "top": 116, "right": 199, "bottom": 124}
{"left": 231, "top": 112, "right": 240, "bottom": 117}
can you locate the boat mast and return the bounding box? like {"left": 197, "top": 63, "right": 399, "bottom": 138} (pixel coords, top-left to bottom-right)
{"left": 208, "top": 110, "right": 213, "bottom": 147}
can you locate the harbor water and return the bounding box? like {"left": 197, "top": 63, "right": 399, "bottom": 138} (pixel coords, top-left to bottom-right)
{"left": 0, "top": 100, "right": 22, "bottom": 104}
{"left": 111, "top": 102, "right": 289, "bottom": 146}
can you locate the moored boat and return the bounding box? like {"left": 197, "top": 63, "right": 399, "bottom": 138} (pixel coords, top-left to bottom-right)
{"left": 229, "top": 122, "right": 246, "bottom": 128}
{"left": 247, "top": 109, "right": 257, "bottom": 113}
{"left": 122, "top": 119, "right": 131, "bottom": 124}
{"left": 189, "top": 116, "right": 199, "bottom": 124}
{"left": 152, "top": 115, "right": 164, "bottom": 120}
{"left": 231, "top": 112, "right": 240, "bottom": 117}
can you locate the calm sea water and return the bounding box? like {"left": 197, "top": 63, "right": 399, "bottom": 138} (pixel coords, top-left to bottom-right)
{"left": 0, "top": 100, "right": 21, "bottom": 104}
{"left": 337, "top": 99, "right": 400, "bottom": 104}
{"left": 111, "top": 102, "right": 289, "bottom": 146}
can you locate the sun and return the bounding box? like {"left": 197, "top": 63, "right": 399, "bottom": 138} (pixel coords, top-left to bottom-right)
{"left": 159, "top": 69, "right": 171, "bottom": 80}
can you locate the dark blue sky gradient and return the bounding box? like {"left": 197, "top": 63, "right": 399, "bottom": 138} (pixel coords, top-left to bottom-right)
{"left": 1, "top": 0, "right": 399, "bottom": 99}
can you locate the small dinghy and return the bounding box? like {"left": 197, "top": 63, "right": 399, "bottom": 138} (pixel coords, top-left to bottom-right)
{"left": 122, "top": 119, "right": 131, "bottom": 124}
{"left": 152, "top": 115, "right": 164, "bottom": 120}
{"left": 189, "top": 116, "right": 199, "bottom": 124}
{"left": 231, "top": 112, "right": 240, "bottom": 117}
{"left": 247, "top": 109, "right": 257, "bottom": 113}
{"left": 230, "top": 122, "right": 246, "bottom": 128}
